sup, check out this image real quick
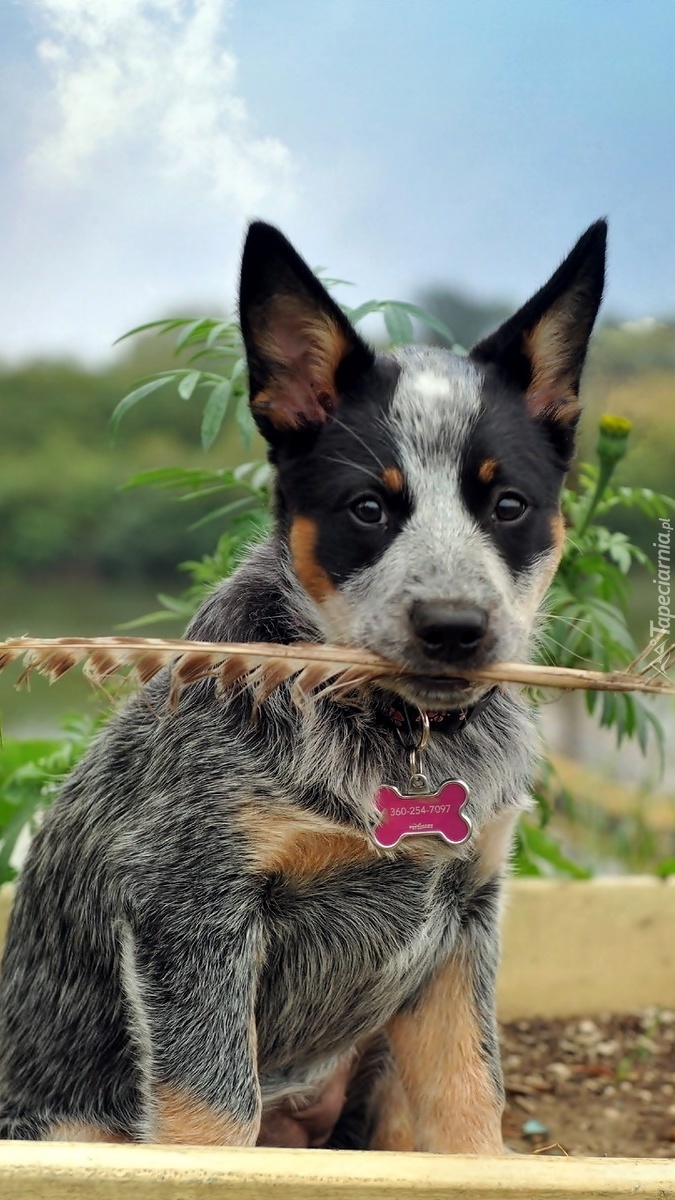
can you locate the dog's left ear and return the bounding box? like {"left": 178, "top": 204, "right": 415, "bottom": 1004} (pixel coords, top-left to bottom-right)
{"left": 471, "top": 220, "right": 607, "bottom": 435}
{"left": 239, "top": 222, "right": 374, "bottom": 440}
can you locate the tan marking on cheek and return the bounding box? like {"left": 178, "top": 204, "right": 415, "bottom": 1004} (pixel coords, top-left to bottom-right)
{"left": 242, "top": 804, "right": 381, "bottom": 877}
{"left": 48, "top": 1123, "right": 130, "bottom": 1142}
{"left": 477, "top": 457, "right": 499, "bottom": 484}
{"left": 551, "top": 511, "right": 565, "bottom": 558}
{"left": 381, "top": 466, "right": 404, "bottom": 493}
{"left": 289, "top": 515, "right": 335, "bottom": 603}
{"left": 473, "top": 809, "right": 519, "bottom": 885}
{"left": 536, "top": 511, "right": 566, "bottom": 597}
{"left": 384, "top": 953, "right": 504, "bottom": 1154}
{"left": 154, "top": 1084, "right": 256, "bottom": 1145}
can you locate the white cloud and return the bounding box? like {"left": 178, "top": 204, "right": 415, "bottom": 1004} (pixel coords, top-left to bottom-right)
{"left": 27, "top": 0, "right": 293, "bottom": 211}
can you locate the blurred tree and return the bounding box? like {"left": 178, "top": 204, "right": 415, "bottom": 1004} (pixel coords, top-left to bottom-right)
{"left": 416, "top": 287, "right": 512, "bottom": 348}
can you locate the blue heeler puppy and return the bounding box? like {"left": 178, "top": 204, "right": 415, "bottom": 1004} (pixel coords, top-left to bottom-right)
{"left": 0, "top": 219, "right": 606, "bottom": 1150}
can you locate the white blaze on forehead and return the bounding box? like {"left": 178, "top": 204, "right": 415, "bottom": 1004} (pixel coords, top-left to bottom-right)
{"left": 388, "top": 349, "right": 483, "bottom": 463}
{"left": 380, "top": 347, "right": 516, "bottom": 607}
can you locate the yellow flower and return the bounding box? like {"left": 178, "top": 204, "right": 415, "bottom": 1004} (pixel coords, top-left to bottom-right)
{"left": 598, "top": 414, "right": 631, "bottom": 465}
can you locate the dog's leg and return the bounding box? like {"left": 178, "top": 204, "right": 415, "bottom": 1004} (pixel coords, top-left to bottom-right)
{"left": 374, "top": 878, "right": 506, "bottom": 1155}
{"left": 123, "top": 919, "right": 264, "bottom": 1146}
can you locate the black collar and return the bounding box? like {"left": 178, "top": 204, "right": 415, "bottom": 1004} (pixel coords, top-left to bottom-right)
{"left": 376, "top": 686, "right": 499, "bottom": 740}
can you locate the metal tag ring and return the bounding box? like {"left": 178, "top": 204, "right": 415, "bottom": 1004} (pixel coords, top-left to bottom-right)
{"left": 395, "top": 708, "right": 430, "bottom": 752}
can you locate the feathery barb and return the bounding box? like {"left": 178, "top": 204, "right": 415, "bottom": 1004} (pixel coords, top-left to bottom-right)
{"left": 0, "top": 636, "right": 674, "bottom": 711}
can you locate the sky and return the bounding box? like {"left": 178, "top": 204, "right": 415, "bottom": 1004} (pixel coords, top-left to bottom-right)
{"left": 1, "top": 0, "right": 674, "bottom": 363}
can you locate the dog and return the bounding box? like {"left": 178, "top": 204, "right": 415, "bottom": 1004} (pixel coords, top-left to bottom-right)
{"left": 0, "top": 218, "right": 605, "bottom": 1151}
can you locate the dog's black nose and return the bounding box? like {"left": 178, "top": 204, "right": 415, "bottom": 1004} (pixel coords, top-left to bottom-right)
{"left": 410, "top": 601, "right": 489, "bottom": 662}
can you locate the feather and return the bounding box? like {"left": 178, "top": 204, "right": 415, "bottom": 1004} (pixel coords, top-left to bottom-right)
{"left": 0, "top": 637, "right": 673, "bottom": 718}
{"left": 290, "top": 662, "right": 346, "bottom": 711}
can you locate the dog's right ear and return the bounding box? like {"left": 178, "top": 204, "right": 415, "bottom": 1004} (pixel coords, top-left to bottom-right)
{"left": 239, "top": 222, "right": 374, "bottom": 441}
{"left": 471, "top": 220, "right": 607, "bottom": 436}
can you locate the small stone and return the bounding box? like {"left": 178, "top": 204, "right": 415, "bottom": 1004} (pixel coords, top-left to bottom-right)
{"left": 576, "top": 1023, "right": 602, "bottom": 1047}
{"left": 605, "top": 1108, "right": 621, "bottom": 1121}
{"left": 504, "top": 1054, "right": 522, "bottom": 1071}
{"left": 603, "top": 1085, "right": 617, "bottom": 1097}
{"left": 660, "top": 1010, "right": 675, "bottom": 1025}
{"left": 637, "top": 1089, "right": 653, "bottom": 1103}
{"left": 640, "top": 1006, "right": 659, "bottom": 1025}
{"left": 619, "top": 1080, "right": 633, "bottom": 1092}
{"left": 523, "top": 1073, "right": 549, "bottom": 1091}
{"left": 547, "top": 1062, "right": 572, "bottom": 1083}
{"left": 662, "top": 1085, "right": 675, "bottom": 1097}
{"left": 522, "top": 1118, "right": 549, "bottom": 1140}
{"left": 516, "top": 1020, "right": 530, "bottom": 1032}
{"left": 666, "top": 1103, "right": 675, "bottom": 1118}
{"left": 595, "top": 1040, "right": 619, "bottom": 1057}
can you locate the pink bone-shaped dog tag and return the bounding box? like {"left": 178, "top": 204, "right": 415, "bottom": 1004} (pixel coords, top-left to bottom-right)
{"left": 373, "top": 780, "right": 472, "bottom": 849}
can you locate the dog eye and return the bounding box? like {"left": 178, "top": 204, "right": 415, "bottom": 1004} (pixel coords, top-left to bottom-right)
{"left": 350, "top": 495, "right": 386, "bottom": 525}
{"left": 493, "top": 492, "right": 529, "bottom": 522}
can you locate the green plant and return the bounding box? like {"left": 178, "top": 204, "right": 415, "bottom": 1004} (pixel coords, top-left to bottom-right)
{"left": 0, "top": 715, "right": 102, "bottom": 884}
{"left": 516, "top": 416, "right": 675, "bottom": 875}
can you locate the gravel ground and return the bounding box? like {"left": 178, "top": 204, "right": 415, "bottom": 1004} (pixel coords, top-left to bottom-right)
{"left": 501, "top": 1009, "right": 675, "bottom": 1158}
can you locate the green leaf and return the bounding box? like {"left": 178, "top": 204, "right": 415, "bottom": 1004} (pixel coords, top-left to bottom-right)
{"left": 345, "top": 300, "right": 384, "bottom": 324}
{"left": 110, "top": 376, "right": 174, "bottom": 433}
{"left": 655, "top": 858, "right": 675, "bottom": 878}
{"left": 231, "top": 357, "right": 247, "bottom": 384}
{"left": 116, "top": 609, "right": 185, "bottom": 630}
{"left": 235, "top": 395, "right": 256, "bottom": 447}
{"left": 189, "top": 496, "right": 258, "bottom": 531}
{"left": 206, "top": 321, "right": 235, "bottom": 348}
{"left": 383, "top": 304, "right": 415, "bottom": 346}
{"left": 174, "top": 319, "right": 212, "bottom": 352}
{"left": 233, "top": 461, "right": 259, "bottom": 482}
{"left": 0, "top": 739, "right": 62, "bottom": 783}
{"left": 113, "top": 318, "right": 194, "bottom": 345}
{"left": 516, "top": 819, "right": 591, "bottom": 879}
{"left": 200, "top": 379, "right": 232, "bottom": 450}
{"left": 394, "top": 302, "right": 457, "bottom": 346}
{"left": 177, "top": 370, "right": 202, "bottom": 401}
{"left": 251, "top": 463, "right": 272, "bottom": 491}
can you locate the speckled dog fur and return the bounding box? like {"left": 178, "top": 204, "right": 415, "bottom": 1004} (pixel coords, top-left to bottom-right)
{"left": 0, "top": 219, "right": 606, "bottom": 1150}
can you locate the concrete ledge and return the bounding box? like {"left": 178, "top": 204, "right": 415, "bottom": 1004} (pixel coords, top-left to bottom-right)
{"left": 497, "top": 875, "right": 675, "bottom": 1019}
{"left": 0, "top": 1144, "right": 674, "bottom": 1200}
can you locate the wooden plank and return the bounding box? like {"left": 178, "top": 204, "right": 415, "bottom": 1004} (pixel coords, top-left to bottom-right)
{"left": 0, "top": 1144, "right": 674, "bottom": 1200}
{"left": 498, "top": 876, "right": 675, "bottom": 1019}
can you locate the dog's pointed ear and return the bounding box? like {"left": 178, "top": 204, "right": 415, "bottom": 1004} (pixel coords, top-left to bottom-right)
{"left": 239, "top": 222, "right": 374, "bottom": 439}
{"left": 470, "top": 220, "right": 607, "bottom": 429}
